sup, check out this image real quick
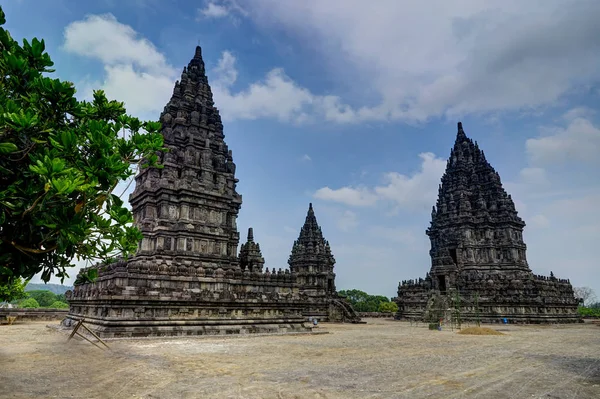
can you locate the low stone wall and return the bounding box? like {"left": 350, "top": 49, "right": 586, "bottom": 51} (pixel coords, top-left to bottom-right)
{"left": 357, "top": 312, "right": 395, "bottom": 318}
{"left": 0, "top": 308, "right": 68, "bottom": 323}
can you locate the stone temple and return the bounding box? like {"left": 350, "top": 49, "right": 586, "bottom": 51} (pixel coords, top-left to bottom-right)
{"left": 395, "top": 123, "right": 579, "bottom": 323}
{"left": 288, "top": 203, "right": 359, "bottom": 322}
{"left": 64, "top": 47, "right": 358, "bottom": 337}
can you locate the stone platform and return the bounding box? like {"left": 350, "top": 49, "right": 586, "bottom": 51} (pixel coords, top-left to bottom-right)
{"left": 65, "top": 263, "right": 313, "bottom": 338}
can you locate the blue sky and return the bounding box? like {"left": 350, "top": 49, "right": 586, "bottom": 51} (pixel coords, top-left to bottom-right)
{"left": 6, "top": 0, "right": 600, "bottom": 299}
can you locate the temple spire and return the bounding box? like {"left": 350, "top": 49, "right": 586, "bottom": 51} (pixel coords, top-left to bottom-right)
{"left": 289, "top": 203, "right": 336, "bottom": 293}
{"left": 239, "top": 227, "right": 264, "bottom": 272}
{"left": 456, "top": 121, "right": 467, "bottom": 142}
{"left": 130, "top": 45, "right": 241, "bottom": 270}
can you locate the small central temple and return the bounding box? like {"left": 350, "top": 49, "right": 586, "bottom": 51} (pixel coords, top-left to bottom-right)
{"left": 65, "top": 47, "right": 359, "bottom": 337}
{"left": 395, "top": 123, "right": 579, "bottom": 323}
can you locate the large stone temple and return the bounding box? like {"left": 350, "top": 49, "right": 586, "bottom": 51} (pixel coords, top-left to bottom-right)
{"left": 65, "top": 47, "right": 358, "bottom": 338}
{"left": 395, "top": 123, "right": 580, "bottom": 323}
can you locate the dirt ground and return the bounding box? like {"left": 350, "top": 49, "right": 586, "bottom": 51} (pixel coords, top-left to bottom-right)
{"left": 1, "top": 319, "right": 599, "bottom": 399}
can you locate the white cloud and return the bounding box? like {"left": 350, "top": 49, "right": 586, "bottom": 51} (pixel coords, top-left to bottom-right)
{"left": 212, "top": 62, "right": 313, "bottom": 122}
{"left": 199, "top": 1, "right": 230, "bottom": 18}
{"left": 313, "top": 186, "right": 378, "bottom": 207}
{"left": 63, "top": 14, "right": 176, "bottom": 117}
{"left": 367, "top": 226, "right": 419, "bottom": 247}
{"left": 336, "top": 210, "right": 358, "bottom": 232}
{"left": 301, "top": 154, "right": 312, "bottom": 162}
{"left": 63, "top": 14, "right": 173, "bottom": 75}
{"left": 543, "top": 194, "right": 600, "bottom": 227}
{"left": 210, "top": 51, "right": 375, "bottom": 123}
{"left": 374, "top": 153, "right": 447, "bottom": 211}
{"left": 99, "top": 65, "right": 175, "bottom": 116}
{"left": 562, "top": 107, "right": 595, "bottom": 122}
{"left": 232, "top": 0, "right": 600, "bottom": 122}
{"left": 314, "top": 152, "right": 446, "bottom": 212}
{"left": 526, "top": 116, "right": 600, "bottom": 165}
{"left": 213, "top": 51, "right": 238, "bottom": 87}
{"left": 529, "top": 214, "right": 550, "bottom": 229}
{"left": 518, "top": 167, "right": 549, "bottom": 186}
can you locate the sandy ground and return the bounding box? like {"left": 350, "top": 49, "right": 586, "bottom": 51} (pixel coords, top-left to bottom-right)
{"left": 1, "top": 319, "right": 599, "bottom": 399}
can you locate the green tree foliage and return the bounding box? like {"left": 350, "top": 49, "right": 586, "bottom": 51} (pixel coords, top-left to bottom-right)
{"left": 18, "top": 297, "right": 39, "bottom": 308}
{"left": 25, "top": 289, "right": 57, "bottom": 307}
{"left": 378, "top": 301, "right": 399, "bottom": 313}
{"left": 0, "top": 6, "right": 166, "bottom": 285}
{"left": 338, "top": 289, "right": 396, "bottom": 312}
{"left": 0, "top": 277, "right": 27, "bottom": 302}
{"left": 578, "top": 306, "right": 600, "bottom": 318}
{"left": 48, "top": 300, "right": 68, "bottom": 309}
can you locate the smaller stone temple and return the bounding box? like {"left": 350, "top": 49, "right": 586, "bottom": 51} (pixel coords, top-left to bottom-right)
{"left": 239, "top": 228, "right": 265, "bottom": 272}
{"left": 289, "top": 203, "right": 360, "bottom": 322}
{"left": 395, "top": 122, "right": 580, "bottom": 324}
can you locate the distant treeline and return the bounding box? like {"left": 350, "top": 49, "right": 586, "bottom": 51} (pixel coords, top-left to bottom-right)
{"left": 25, "top": 283, "right": 72, "bottom": 295}
{"left": 578, "top": 304, "right": 600, "bottom": 318}
{"left": 338, "top": 289, "right": 398, "bottom": 313}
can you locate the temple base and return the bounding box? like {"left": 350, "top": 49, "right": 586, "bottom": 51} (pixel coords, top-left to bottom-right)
{"left": 62, "top": 314, "right": 311, "bottom": 339}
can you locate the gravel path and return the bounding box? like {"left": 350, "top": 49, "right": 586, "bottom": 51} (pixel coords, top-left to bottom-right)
{"left": 1, "top": 319, "right": 599, "bottom": 398}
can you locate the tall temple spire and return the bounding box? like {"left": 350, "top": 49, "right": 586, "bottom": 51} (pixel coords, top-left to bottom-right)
{"left": 194, "top": 45, "right": 202, "bottom": 60}
{"left": 427, "top": 122, "right": 528, "bottom": 276}
{"left": 297, "top": 202, "right": 326, "bottom": 245}
{"left": 129, "top": 45, "right": 242, "bottom": 270}
{"left": 456, "top": 121, "right": 467, "bottom": 141}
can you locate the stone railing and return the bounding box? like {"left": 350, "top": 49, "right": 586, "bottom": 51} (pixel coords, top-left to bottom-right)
{"left": 76, "top": 262, "right": 298, "bottom": 286}
{"left": 0, "top": 308, "right": 68, "bottom": 322}
{"left": 357, "top": 312, "right": 395, "bottom": 318}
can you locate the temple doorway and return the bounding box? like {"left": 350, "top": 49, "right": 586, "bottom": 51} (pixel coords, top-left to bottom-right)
{"left": 448, "top": 248, "right": 458, "bottom": 265}
{"left": 438, "top": 275, "right": 447, "bottom": 294}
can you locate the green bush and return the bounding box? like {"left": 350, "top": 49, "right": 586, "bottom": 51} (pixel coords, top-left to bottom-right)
{"left": 578, "top": 306, "right": 600, "bottom": 318}
{"left": 378, "top": 301, "right": 399, "bottom": 313}
{"left": 48, "top": 301, "right": 69, "bottom": 309}
{"left": 338, "top": 289, "right": 394, "bottom": 312}
{"left": 19, "top": 297, "right": 39, "bottom": 308}
{"left": 26, "top": 290, "right": 57, "bottom": 307}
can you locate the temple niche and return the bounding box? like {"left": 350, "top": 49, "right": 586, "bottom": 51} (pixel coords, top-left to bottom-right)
{"left": 395, "top": 123, "right": 580, "bottom": 324}
{"left": 64, "top": 46, "right": 359, "bottom": 338}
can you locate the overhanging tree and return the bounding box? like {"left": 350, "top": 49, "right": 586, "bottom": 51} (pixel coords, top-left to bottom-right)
{"left": 0, "top": 277, "right": 27, "bottom": 302}
{"left": 0, "top": 6, "right": 165, "bottom": 284}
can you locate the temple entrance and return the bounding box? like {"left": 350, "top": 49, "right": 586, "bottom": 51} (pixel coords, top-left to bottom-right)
{"left": 327, "top": 279, "right": 333, "bottom": 292}
{"left": 448, "top": 248, "right": 458, "bottom": 265}
{"left": 438, "top": 275, "right": 447, "bottom": 294}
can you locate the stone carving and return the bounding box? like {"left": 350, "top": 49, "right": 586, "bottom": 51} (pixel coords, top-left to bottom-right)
{"left": 395, "top": 123, "right": 580, "bottom": 323}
